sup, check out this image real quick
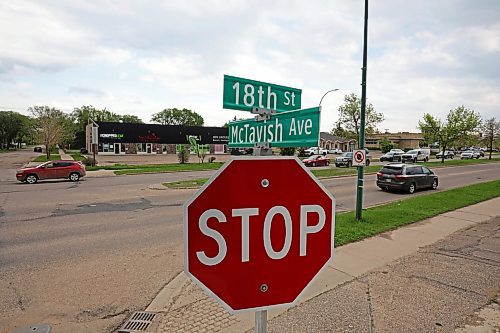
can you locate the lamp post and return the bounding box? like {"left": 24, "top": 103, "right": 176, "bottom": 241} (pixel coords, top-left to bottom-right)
{"left": 317, "top": 89, "right": 339, "bottom": 155}
{"left": 319, "top": 89, "right": 339, "bottom": 106}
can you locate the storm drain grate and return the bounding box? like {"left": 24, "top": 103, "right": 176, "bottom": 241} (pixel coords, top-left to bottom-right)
{"left": 118, "top": 311, "right": 158, "bottom": 332}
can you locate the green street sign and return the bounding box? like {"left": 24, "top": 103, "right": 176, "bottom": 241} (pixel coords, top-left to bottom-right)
{"left": 228, "top": 107, "right": 320, "bottom": 148}
{"left": 223, "top": 75, "right": 301, "bottom": 112}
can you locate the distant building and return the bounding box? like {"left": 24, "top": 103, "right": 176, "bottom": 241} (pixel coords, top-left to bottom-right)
{"left": 364, "top": 132, "right": 423, "bottom": 150}
{"left": 86, "top": 122, "right": 229, "bottom": 155}
{"left": 319, "top": 132, "right": 357, "bottom": 152}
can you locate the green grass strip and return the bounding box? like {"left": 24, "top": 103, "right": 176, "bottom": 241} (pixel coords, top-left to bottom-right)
{"left": 70, "top": 153, "right": 86, "bottom": 161}
{"left": 335, "top": 180, "right": 500, "bottom": 246}
{"left": 111, "top": 162, "right": 224, "bottom": 175}
{"left": 164, "top": 178, "right": 210, "bottom": 189}
{"left": 33, "top": 154, "right": 61, "bottom": 162}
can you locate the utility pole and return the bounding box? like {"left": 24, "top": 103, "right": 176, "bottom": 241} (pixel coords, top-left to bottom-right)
{"left": 356, "top": 0, "right": 369, "bottom": 221}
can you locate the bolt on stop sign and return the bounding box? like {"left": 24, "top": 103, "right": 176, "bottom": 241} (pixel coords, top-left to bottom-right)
{"left": 184, "top": 157, "right": 335, "bottom": 313}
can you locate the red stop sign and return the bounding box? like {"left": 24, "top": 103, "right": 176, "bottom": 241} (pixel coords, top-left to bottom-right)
{"left": 184, "top": 157, "right": 335, "bottom": 313}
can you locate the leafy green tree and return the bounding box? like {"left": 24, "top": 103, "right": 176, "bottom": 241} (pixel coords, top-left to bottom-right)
{"left": 481, "top": 117, "right": 500, "bottom": 160}
{"left": 419, "top": 106, "right": 481, "bottom": 163}
{"left": 120, "top": 114, "right": 143, "bottom": 123}
{"left": 0, "top": 111, "right": 24, "bottom": 149}
{"left": 15, "top": 114, "right": 36, "bottom": 147}
{"left": 330, "top": 123, "right": 356, "bottom": 140}
{"left": 151, "top": 108, "right": 204, "bottom": 126}
{"left": 335, "top": 93, "right": 384, "bottom": 143}
{"left": 380, "top": 137, "right": 394, "bottom": 153}
{"left": 279, "top": 147, "right": 296, "bottom": 156}
{"left": 30, "top": 106, "right": 73, "bottom": 159}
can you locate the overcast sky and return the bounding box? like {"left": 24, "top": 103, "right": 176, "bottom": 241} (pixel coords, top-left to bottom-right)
{"left": 1, "top": 0, "right": 499, "bottom": 133}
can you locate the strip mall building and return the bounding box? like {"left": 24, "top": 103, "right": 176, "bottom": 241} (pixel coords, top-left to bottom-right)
{"left": 86, "top": 122, "right": 229, "bottom": 155}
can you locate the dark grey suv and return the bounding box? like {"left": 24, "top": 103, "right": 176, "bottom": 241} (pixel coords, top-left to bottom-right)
{"left": 376, "top": 164, "right": 438, "bottom": 194}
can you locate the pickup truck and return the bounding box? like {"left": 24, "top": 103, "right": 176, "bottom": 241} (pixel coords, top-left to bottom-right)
{"left": 304, "top": 147, "right": 328, "bottom": 156}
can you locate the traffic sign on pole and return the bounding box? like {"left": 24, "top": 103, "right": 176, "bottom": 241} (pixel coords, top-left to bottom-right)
{"left": 228, "top": 107, "right": 320, "bottom": 148}
{"left": 223, "top": 75, "right": 302, "bottom": 112}
{"left": 352, "top": 149, "right": 366, "bottom": 166}
{"left": 184, "top": 157, "right": 335, "bottom": 313}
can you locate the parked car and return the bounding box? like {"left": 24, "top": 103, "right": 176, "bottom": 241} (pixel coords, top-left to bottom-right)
{"left": 335, "top": 151, "right": 371, "bottom": 167}
{"left": 380, "top": 151, "right": 403, "bottom": 162}
{"left": 16, "top": 160, "right": 86, "bottom": 184}
{"left": 460, "top": 150, "right": 480, "bottom": 159}
{"left": 328, "top": 148, "right": 342, "bottom": 154}
{"left": 401, "top": 148, "right": 430, "bottom": 163}
{"left": 376, "top": 163, "right": 438, "bottom": 194}
{"left": 80, "top": 147, "right": 88, "bottom": 154}
{"left": 33, "top": 146, "right": 43, "bottom": 153}
{"left": 389, "top": 149, "right": 405, "bottom": 154}
{"left": 436, "top": 150, "right": 455, "bottom": 159}
{"left": 304, "top": 147, "right": 328, "bottom": 156}
{"left": 303, "top": 154, "right": 330, "bottom": 167}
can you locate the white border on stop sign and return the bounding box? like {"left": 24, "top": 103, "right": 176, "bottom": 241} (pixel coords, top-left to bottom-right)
{"left": 183, "top": 155, "right": 336, "bottom": 314}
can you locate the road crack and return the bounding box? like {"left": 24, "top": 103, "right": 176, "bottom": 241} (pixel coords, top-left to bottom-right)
{"left": 8, "top": 282, "right": 26, "bottom": 311}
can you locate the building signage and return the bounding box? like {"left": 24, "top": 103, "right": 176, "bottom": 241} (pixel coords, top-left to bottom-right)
{"left": 228, "top": 107, "right": 320, "bottom": 148}
{"left": 223, "top": 75, "right": 302, "bottom": 112}
{"left": 100, "top": 133, "right": 124, "bottom": 139}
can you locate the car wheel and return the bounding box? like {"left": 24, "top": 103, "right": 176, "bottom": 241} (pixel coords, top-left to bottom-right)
{"left": 335, "top": 164, "right": 340, "bottom": 167}
{"left": 413, "top": 158, "right": 417, "bottom": 163}
{"left": 26, "top": 174, "right": 38, "bottom": 184}
{"left": 69, "top": 172, "right": 80, "bottom": 182}
{"left": 347, "top": 161, "right": 352, "bottom": 168}
{"left": 366, "top": 159, "right": 371, "bottom": 166}
{"left": 407, "top": 182, "right": 416, "bottom": 194}
{"left": 326, "top": 161, "right": 330, "bottom": 166}
{"left": 476, "top": 156, "right": 479, "bottom": 159}
{"left": 381, "top": 186, "right": 388, "bottom": 192}
{"left": 425, "top": 157, "right": 429, "bottom": 162}
{"left": 432, "top": 179, "right": 438, "bottom": 190}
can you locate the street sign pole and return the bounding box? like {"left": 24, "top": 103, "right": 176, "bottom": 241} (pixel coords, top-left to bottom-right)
{"left": 356, "top": 0, "right": 369, "bottom": 221}
{"left": 256, "top": 310, "right": 267, "bottom": 333}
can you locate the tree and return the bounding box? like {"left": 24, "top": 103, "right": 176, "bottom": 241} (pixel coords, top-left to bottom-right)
{"left": 330, "top": 122, "right": 356, "bottom": 140}
{"left": 380, "top": 137, "right": 394, "bottom": 153}
{"left": 334, "top": 93, "right": 384, "bottom": 144}
{"left": 418, "top": 106, "right": 482, "bottom": 163}
{"left": 0, "top": 111, "right": 24, "bottom": 149}
{"left": 481, "top": 117, "right": 500, "bottom": 160}
{"left": 30, "top": 106, "right": 73, "bottom": 159}
{"left": 120, "top": 114, "right": 143, "bottom": 123}
{"left": 151, "top": 108, "right": 204, "bottom": 126}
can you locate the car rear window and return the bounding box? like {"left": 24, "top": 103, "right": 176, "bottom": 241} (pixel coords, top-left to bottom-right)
{"left": 380, "top": 166, "right": 403, "bottom": 175}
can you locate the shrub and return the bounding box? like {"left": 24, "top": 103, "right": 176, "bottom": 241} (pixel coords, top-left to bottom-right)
{"left": 177, "top": 145, "right": 190, "bottom": 164}
{"left": 380, "top": 137, "right": 394, "bottom": 153}
{"left": 279, "top": 147, "right": 296, "bottom": 156}
{"left": 297, "top": 147, "right": 307, "bottom": 157}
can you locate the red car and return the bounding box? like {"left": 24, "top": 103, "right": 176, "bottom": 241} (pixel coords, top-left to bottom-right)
{"left": 303, "top": 154, "right": 330, "bottom": 167}
{"left": 16, "top": 160, "right": 86, "bottom": 184}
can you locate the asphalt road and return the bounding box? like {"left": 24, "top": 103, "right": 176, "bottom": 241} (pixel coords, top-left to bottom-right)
{"left": 0, "top": 150, "right": 499, "bottom": 332}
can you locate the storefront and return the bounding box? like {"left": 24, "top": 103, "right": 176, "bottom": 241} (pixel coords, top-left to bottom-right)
{"left": 86, "top": 122, "right": 229, "bottom": 155}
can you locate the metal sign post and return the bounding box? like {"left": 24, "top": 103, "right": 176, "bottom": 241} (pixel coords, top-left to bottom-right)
{"left": 256, "top": 310, "right": 267, "bottom": 333}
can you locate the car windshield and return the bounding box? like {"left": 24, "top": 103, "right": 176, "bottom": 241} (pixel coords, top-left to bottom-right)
{"left": 385, "top": 152, "right": 393, "bottom": 156}
{"left": 380, "top": 166, "right": 403, "bottom": 175}
{"left": 406, "top": 150, "right": 418, "bottom": 154}
{"left": 342, "top": 152, "right": 353, "bottom": 157}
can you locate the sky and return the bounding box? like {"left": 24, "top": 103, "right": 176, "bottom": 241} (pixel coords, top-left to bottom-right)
{"left": 1, "top": 0, "right": 499, "bottom": 133}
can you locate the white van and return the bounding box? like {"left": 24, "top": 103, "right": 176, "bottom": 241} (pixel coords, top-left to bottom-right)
{"left": 401, "top": 148, "right": 430, "bottom": 163}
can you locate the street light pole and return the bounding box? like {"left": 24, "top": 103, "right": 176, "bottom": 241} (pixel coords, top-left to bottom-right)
{"left": 356, "top": 0, "right": 369, "bottom": 221}
{"left": 319, "top": 89, "right": 339, "bottom": 106}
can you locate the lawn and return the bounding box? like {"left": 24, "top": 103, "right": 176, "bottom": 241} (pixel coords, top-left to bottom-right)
{"left": 334, "top": 180, "right": 500, "bottom": 246}
{"left": 33, "top": 154, "right": 62, "bottom": 162}
{"left": 87, "top": 162, "right": 225, "bottom": 175}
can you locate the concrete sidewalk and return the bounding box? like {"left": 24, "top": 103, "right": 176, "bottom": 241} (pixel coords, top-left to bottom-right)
{"left": 147, "top": 198, "right": 500, "bottom": 333}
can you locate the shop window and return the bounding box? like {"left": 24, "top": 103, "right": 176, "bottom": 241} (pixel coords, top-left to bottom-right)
{"left": 136, "top": 143, "right": 146, "bottom": 152}
{"left": 366, "top": 139, "right": 378, "bottom": 145}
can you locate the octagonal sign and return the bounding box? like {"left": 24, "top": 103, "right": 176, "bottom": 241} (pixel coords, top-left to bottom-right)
{"left": 184, "top": 156, "right": 335, "bottom": 313}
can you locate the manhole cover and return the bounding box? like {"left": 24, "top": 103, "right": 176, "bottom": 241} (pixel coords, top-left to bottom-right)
{"left": 118, "top": 311, "right": 159, "bottom": 333}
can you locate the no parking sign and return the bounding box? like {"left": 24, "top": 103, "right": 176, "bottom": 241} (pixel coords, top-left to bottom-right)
{"left": 352, "top": 149, "right": 366, "bottom": 166}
